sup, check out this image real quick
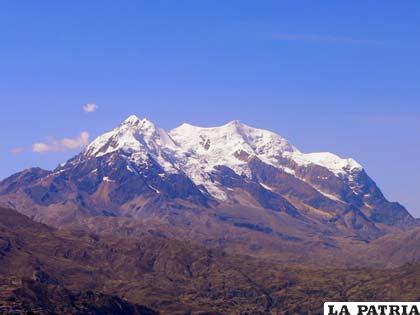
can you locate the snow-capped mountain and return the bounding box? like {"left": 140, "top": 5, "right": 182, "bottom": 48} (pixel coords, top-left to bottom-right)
{"left": 77, "top": 115, "right": 363, "bottom": 201}
{"left": 169, "top": 119, "right": 363, "bottom": 200}
{"left": 84, "top": 115, "right": 179, "bottom": 173}
{"left": 0, "top": 115, "right": 415, "bottom": 241}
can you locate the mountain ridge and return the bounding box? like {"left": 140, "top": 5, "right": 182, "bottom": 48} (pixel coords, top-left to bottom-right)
{"left": 84, "top": 115, "right": 363, "bottom": 186}
{"left": 62, "top": 114, "right": 370, "bottom": 206}
{"left": 0, "top": 115, "right": 416, "bottom": 262}
{"left": 59, "top": 115, "right": 415, "bottom": 222}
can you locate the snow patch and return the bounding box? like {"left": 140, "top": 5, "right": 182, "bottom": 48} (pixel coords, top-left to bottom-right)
{"left": 286, "top": 151, "right": 362, "bottom": 176}
{"left": 148, "top": 185, "right": 160, "bottom": 194}
{"left": 260, "top": 183, "right": 274, "bottom": 192}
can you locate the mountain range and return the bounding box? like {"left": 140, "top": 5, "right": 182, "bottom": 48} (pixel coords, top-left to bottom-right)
{"left": 0, "top": 115, "right": 415, "bottom": 236}
{"left": 0, "top": 115, "right": 419, "bottom": 313}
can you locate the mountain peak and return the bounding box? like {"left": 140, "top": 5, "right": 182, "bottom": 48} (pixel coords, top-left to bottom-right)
{"left": 120, "top": 115, "right": 156, "bottom": 129}
{"left": 81, "top": 116, "right": 364, "bottom": 196}
{"left": 121, "top": 114, "right": 141, "bottom": 125}
{"left": 224, "top": 119, "right": 242, "bottom": 127}
{"left": 83, "top": 115, "right": 177, "bottom": 164}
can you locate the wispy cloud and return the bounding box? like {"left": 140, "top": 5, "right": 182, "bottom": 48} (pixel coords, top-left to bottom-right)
{"left": 32, "top": 131, "right": 89, "bottom": 153}
{"left": 271, "top": 33, "right": 390, "bottom": 45}
{"left": 10, "top": 147, "right": 24, "bottom": 154}
{"left": 83, "top": 103, "right": 98, "bottom": 113}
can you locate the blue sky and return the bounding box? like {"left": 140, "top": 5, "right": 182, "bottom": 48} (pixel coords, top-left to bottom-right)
{"left": 1, "top": 1, "right": 420, "bottom": 216}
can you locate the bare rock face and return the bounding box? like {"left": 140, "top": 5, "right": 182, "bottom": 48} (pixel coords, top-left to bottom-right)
{"left": 209, "top": 165, "right": 300, "bottom": 216}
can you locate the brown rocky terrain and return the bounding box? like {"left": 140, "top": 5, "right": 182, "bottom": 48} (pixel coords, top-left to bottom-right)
{"left": 1, "top": 207, "right": 420, "bottom": 314}
{"left": 0, "top": 276, "right": 157, "bottom": 315}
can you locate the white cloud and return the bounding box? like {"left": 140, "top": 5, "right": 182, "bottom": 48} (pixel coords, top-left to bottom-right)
{"left": 83, "top": 103, "right": 98, "bottom": 113}
{"left": 32, "top": 131, "right": 89, "bottom": 153}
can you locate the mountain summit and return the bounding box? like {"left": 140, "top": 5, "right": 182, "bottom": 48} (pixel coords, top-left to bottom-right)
{"left": 0, "top": 115, "right": 415, "bottom": 248}
{"left": 78, "top": 115, "right": 363, "bottom": 201}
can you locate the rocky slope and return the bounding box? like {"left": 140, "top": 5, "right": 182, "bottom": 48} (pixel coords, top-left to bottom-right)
{"left": 0, "top": 276, "right": 157, "bottom": 315}
{"left": 1, "top": 207, "right": 420, "bottom": 314}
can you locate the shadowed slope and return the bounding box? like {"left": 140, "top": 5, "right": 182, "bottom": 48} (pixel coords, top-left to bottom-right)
{"left": 1, "top": 207, "right": 420, "bottom": 314}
